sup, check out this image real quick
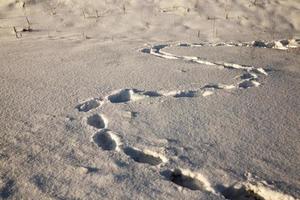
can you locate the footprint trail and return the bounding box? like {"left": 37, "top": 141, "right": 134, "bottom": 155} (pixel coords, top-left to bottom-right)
{"left": 69, "top": 38, "right": 299, "bottom": 199}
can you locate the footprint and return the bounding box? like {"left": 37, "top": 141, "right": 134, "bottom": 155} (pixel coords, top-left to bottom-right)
{"left": 92, "top": 130, "right": 121, "bottom": 151}
{"left": 0, "top": 179, "right": 15, "bottom": 199}
{"left": 252, "top": 40, "right": 298, "bottom": 50}
{"left": 108, "top": 89, "right": 132, "bottom": 103}
{"left": 108, "top": 89, "right": 162, "bottom": 103}
{"left": 238, "top": 80, "right": 260, "bottom": 89}
{"left": 131, "top": 111, "right": 139, "bottom": 118}
{"left": 173, "top": 90, "right": 199, "bottom": 98}
{"left": 123, "top": 147, "right": 167, "bottom": 166}
{"left": 76, "top": 98, "right": 101, "bottom": 112}
{"left": 142, "top": 91, "right": 163, "bottom": 97}
{"left": 108, "top": 89, "right": 146, "bottom": 103}
{"left": 78, "top": 166, "right": 99, "bottom": 174}
{"left": 216, "top": 182, "right": 296, "bottom": 200}
{"left": 203, "top": 84, "right": 236, "bottom": 90}
{"left": 86, "top": 114, "right": 107, "bottom": 129}
{"left": 222, "top": 62, "right": 251, "bottom": 71}
{"left": 161, "top": 168, "right": 215, "bottom": 192}
{"left": 253, "top": 40, "right": 268, "bottom": 48}
{"left": 217, "top": 183, "right": 264, "bottom": 200}
{"left": 141, "top": 48, "right": 151, "bottom": 54}
{"left": 241, "top": 73, "right": 258, "bottom": 80}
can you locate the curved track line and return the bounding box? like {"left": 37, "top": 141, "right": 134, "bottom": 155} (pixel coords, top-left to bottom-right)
{"left": 71, "top": 38, "right": 299, "bottom": 200}
{"left": 140, "top": 38, "right": 299, "bottom": 94}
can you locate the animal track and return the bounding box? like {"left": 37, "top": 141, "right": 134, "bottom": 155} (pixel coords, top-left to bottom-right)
{"left": 0, "top": 179, "right": 16, "bottom": 199}
{"left": 217, "top": 182, "right": 297, "bottom": 200}
{"left": 252, "top": 39, "right": 299, "bottom": 50}
{"left": 108, "top": 89, "right": 146, "bottom": 103}
{"left": 161, "top": 168, "right": 215, "bottom": 192}
{"left": 108, "top": 89, "right": 135, "bottom": 103}
{"left": 173, "top": 90, "right": 200, "bottom": 98}
{"left": 238, "top": 80, "right": 260, "bottom": 89}
{"left": 203, "top": 83, "right": 236, "bottom": 90}
{"left": 141, "top": 41, "right": 270, "bottom": 92}
{"left": 142, "top": 91, "right": 163, "bottom": 97}
{"left": 140, "top": 38, "right": 299, "bottom": 94}
{"left": 76, "top": 98, "right": 101, "bottom": 112}
{"left": 107, "top": 89, "right": 164, "bottom": 103}
{"left": 86, "top": 114, "right": 107, "bottom": 129}
{"left": 92, "top": 130, "right": 121, "bottom": 151}
{"left": 78, "top": 166, "right": 99, "bottom": 174}
{"left": 70, "top": 38, "right": 299, "bottom": 198}
{"left": 218, "top": 183, "right": 264, "bottom": 200}
{"left": 241, "top": 73, "right": 258, "bottom": 80}
{"left": 123, "top": 147, "right": 167, "bottom": 166}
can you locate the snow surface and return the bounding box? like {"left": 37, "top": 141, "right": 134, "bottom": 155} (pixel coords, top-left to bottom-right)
{"left": 0, "top": 0, "right": 299, "bottom": 199}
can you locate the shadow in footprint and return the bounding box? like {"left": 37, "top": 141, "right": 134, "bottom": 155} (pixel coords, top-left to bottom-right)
{"left": 108, "top": 89, "right": 148, "bottom": 103}
{"left": 31, "top": 174, "right": 50, "bottom": 194}
{"left": 92, "top": 130, "right": 119, "bottom": 151}
{"left": 203, "top": 84, "right": 235, "bottom": 90}
{"left": 108, "top": 89, "right": 132, "bottom": 103}
{"left": 141, "top": 48, "right": 151, "bottom": 53}
{"left": 131, "top": 112, "right": 139, "bottom": 118}
{"left": 80, "top": 166, "right": 100, "bottom": 174}
{"left": 152, "top": 44, "right": 169, "bottom": 51}
{"left": 239, "top": 80, "right": 260, "bottom": 89}
{"left": 87, "top": 114, "right": 106, "bottom": 129}
{"left": 0, "top": 179, "right": 16, "bottom": 199}
{"left": 161, "top": 169, "right": 204, "bottom": 191}
{"left": 216, "top": 184, "right": 264, "bottom": 200}
{"left": 76, "top": 99, "right": 100, "bottom": 112}
{"left": 241, "top": 73, "right": 258, "bottom": 80}
{"left": 143, "top": 91, "right": 163, "bottom": 97}
{"left": 123, "top": 147, "right": 163, "bottom": 166}
{"left": 173, "top": 90, "right": 198, "bottom": 98}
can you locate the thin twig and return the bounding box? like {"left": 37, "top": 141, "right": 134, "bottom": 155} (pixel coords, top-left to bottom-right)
{"left": 82, "top": 10, "right": 86, "bottom": 19}
{"left": 13, "top": 26, "right": 21, "bottom": 38}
